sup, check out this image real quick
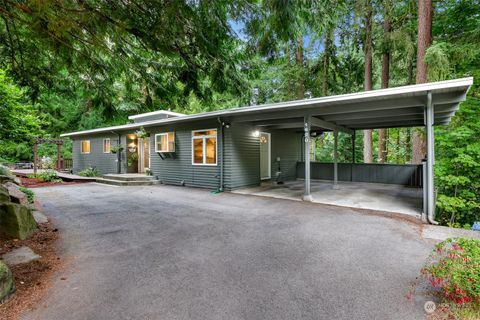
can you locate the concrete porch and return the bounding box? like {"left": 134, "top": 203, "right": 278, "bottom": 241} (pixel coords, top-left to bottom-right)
{"left": 232, "top": 180, "right": 423, "bottom": 218}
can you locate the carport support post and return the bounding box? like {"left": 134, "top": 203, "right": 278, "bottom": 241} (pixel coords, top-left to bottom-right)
{"left": 426, "top": 91, "right": 438, "bottom": 224}
{"left": 333, "top": 129, "right": 339, "bottom": 189}
{"left": 303, "top": 116, "right": 313, "bottom": 201}
{"left": 351, "top": 130, "right": 356, "bottom": 182}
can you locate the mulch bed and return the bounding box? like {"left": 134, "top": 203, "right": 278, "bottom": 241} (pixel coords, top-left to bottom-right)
{"left": 0, "top": 202, "right": 62, "bottom": 320}
{"left": 19, "top": 177, "right": 85, "bottom": 188}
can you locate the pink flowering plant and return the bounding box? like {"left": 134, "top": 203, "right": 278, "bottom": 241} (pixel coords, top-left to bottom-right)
{"left": 421, "top": 238, "right": 480, "bottom": 306}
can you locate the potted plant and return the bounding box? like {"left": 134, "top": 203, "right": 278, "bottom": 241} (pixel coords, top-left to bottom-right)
{"left": 110, "top": 144, "right": 124, "bottom": 154}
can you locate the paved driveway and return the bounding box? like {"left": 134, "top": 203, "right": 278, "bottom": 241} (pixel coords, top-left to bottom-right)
{"left": 23, "top": 183, "right": 433, "bottom": 320}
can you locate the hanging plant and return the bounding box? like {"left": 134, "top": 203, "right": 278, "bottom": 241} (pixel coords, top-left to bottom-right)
{"left": 135, "top": 127, "right": 149, "bottom": 139}
{"left": 110, "top": 144, "right": 124, "bottom": 154}
{"left": 128, "top": 153, "right": 139, "bottom": 166}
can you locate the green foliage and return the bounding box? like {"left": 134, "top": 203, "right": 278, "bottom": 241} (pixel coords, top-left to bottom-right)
{"left": 37, "top": 170, "right": 61, "bottom": 183}
{"left": 77, "top": 167, "right": 100, "bottom": 177}
{"left": 110, "top": 145, "right": 124, "bottom": 154}
{"left": 422, "top": 238, "right": 480, "bottom": 306}
{"left": 19, "top": 187, "right": 35, "bottom": 204}
{"left": 435, "top": 97, "right": 480, "bottom": 227}
{"left": 0, "top": 69, "right": 43, "bottom": 162}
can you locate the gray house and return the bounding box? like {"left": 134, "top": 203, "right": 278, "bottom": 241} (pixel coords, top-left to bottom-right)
{"left": 62, "top": 77, "right": 473, "bottom": 223}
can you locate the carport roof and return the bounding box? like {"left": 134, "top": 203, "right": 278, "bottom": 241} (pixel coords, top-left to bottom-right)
{"left": 61, "top": 77, "right": 473, "bottom": 137}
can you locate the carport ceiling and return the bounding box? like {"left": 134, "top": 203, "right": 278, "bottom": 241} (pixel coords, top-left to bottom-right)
{"left": 232, "top": 77, "right": 472, "bottom": 131}
{"left": 60, "top": 77, "right": 473, "bottom": 138}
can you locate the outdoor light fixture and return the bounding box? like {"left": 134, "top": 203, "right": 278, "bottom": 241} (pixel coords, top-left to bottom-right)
{"left": 253, "top": 130, "right": 260, "bottom": 138}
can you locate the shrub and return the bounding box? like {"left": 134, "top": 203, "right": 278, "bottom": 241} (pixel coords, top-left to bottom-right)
{"left": 38, "top": 170, "right": 61, "bottom": 183}
{"left": 78, "top": 167, "right": 99, "bottom": 177}
{"left": 422, "top": 238, "right": 480, "bottom": 306}
{"left": 19, "top": 187, "right": 35, "bottom": 203}
{"left": 0, "top": 165, "right": 14, "bottom": 178}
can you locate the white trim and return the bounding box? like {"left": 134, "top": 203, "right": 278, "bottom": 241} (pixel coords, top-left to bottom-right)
{"left": 61, "top": 77, "right": 473, "bottom": 137}
{"left": 103, "top": 138, "right": 111, "bottom": 153}
{"left": 128, "top": 110, "right": 185, "bottom": 120}
{"left": 191, "top": 129, "right": 218, "bottom": 166}
{"left": 260, "top": 132, "right": 271, "bottom": 180}
{"left": 81, "top": 140, "right": 90, "bottom": 154}
{"left": 155, "top": 132, "right": 175, "bottom": 153}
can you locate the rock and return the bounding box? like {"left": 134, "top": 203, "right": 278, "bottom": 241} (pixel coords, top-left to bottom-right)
{"left": 0, "top": 260, "right": 15, "bottom": 302}
{"left": 3, "top": 182, "right": 28, "bottom": 205}
{"left": 2, "top": 246, "right": 41, "bottom": 266}
{"left": 0, "top": 203, "right": 37, "bottom": 240}
{"left": 0, "top": 175, "right": 15, "bottom": 185}
{"left": 0, "top": 186, "right": 9, "bottom": 203}
{"left": 32, "top": 210, "right": 48, "bottom": 224}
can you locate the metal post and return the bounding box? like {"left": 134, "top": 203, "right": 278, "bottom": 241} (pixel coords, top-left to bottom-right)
{"left": 333, "top": 129, "right": 339, "bottom": 189}
{"left": 303, "top": 116, "right": 313, "bottom": 201}
{"left": 426, "top": 91, "right": 438, "bottom": 224}
{"left": 351, "top": 130, "right": 355, "bottom": 182}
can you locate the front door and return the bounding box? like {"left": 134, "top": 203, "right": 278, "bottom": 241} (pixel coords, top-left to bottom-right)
{"left": 260, "top": 132, "right": 271, "bottom": 180}
{"left": 138, "top": 138, "right": 150, "bottom": 173}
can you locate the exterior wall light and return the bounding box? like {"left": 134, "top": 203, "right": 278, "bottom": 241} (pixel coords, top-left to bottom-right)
{"left": 253, "top": 130, "right": 260, "bottom": 138}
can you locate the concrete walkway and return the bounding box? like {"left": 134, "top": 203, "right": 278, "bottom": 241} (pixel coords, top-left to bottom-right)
{"left": 23, "top": 183, "right": 434, "bottom": 320}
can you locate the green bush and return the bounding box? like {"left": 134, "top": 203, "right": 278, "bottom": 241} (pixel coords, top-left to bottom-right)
{"left": 38, "top": 170, "right": 61, "bottom": 182}
{"left": 422, "top": 238, "right": 480, "bottom": 306}
{"left": 78, "top": 167, "right": 100, "bottom": 177}
{"left": 0, "top": 165, "right": 14, "bottom": 178}
{"left": 19, "top": 187, "right": 35, "bottom": 203}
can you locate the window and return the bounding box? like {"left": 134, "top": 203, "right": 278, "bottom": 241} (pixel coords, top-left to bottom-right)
{"left": 81, "top": 140, "right": 90, "bottom": 154}
{"left": 103, "top": 138, "right": 111, "bottom": 153}
{"left": 155, "top": 132, "right": 175, "bottom": 152}
{"left": 192, "top": 129, "right": 217, "bottom": 165}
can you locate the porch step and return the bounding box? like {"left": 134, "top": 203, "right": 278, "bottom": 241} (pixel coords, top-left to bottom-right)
{"left": 102, "top": 174, "right": 155, "bottom": 182}
{"left": 95, "top": 177, "right": 160, "bottom": 186}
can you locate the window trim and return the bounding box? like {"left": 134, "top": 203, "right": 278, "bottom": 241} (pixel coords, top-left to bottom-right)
{"left": 103, "top": 138, "right": 111, "bottom": 154}
{"left": 155, "top": 132, "right": 175, "bottom": 153}
{"left": 81, "top": 140, "right": 91, "bottom": 154}
{"left": 191, "top": 128, "right": 218, "bottom": 166}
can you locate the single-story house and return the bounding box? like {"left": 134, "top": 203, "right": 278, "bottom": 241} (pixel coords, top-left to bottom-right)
{"left": 61, "top": 77, "right": 473, "bottom": 223}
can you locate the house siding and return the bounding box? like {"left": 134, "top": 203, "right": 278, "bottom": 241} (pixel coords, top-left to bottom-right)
{"left": 70, "top": 120, "right": 302, "bottom": 190}
{"left": 148, "top": 121, "right": 221, "bottom": 189}
{"left": 72, "top": 134, "right": 127, "bottom": 174}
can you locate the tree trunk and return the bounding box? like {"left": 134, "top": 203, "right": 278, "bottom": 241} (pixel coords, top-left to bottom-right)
{"left": 363, "top": 0, "right": 373, "bottom": 163}
{"left": 412, "top": 0, "right": 433, "bottom": 163}
{"left": 378, "top": 7, "right": 391, "bottom": 163}
{"left": 295, "top": 36, "right": 304, "bottom": 100}
{"left": 322, "top": 30, "right": 333, "bottom": 96}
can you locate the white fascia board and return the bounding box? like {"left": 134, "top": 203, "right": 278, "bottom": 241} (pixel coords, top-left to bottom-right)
{"left": 128, "top": 110, "right": 185, "bottom": 120}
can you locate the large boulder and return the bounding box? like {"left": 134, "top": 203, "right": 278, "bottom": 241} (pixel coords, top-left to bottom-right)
{"left": 0, "top": 185, "right": 9, "bottom": 203}
{"left": 0, "top": 203, "right": 37, "bottom": 240}
{"left": 0, "top": 260, "right": 15, "bottom": 302}
{"left": 3, "top": 182, "right": 28, "bottom": 205}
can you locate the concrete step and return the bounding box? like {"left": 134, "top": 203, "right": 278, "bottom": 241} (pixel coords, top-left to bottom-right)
{"left": 102, "top": 174, "right": 155, "bottom": 182}
{"left": 95, "top": 178, "right": 160, "bottom": 186}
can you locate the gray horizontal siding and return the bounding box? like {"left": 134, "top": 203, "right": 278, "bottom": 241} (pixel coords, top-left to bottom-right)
{"left": 269, "top": 130, "right": 302, "bottom": 182}
{"left": 296, "top": 162, "right": 423, "bottom": 186}
{"left": 148, "top": 121, "right": 221, "bottom": 189}
{"left": 224, "top": 123, "right": 260, "bottom": 190}
{"left": 72, "top": 134, "right": 126, "bottom": 174}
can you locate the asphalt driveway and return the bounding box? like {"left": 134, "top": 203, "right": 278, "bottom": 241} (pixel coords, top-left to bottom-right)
{"left": 22, "top": 183, "right": 434, "bottom": 320}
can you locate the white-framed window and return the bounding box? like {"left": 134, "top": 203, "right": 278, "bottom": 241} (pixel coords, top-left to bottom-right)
{"left": 155, "top": 132, "right": 175, "bottom": 152}
{"left": 81, "top": 140, "right": 90, "bottom": 154}
{"left": 192, "top": 129, "right": 217, "bottom": 166}
{"left": 103, "top": 138, "right": 111, "bottom": 153}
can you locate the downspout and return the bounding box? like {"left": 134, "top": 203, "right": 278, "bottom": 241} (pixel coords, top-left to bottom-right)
{"left": 217, "top": 117, "right": 225, "bottom": 192}
{"left": 111, "top": 131, "right": 122, "bottom": 174}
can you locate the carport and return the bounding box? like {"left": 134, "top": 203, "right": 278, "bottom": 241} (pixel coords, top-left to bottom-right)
{"left": 227, "top": 77, "right": 473, "bottom": 223}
